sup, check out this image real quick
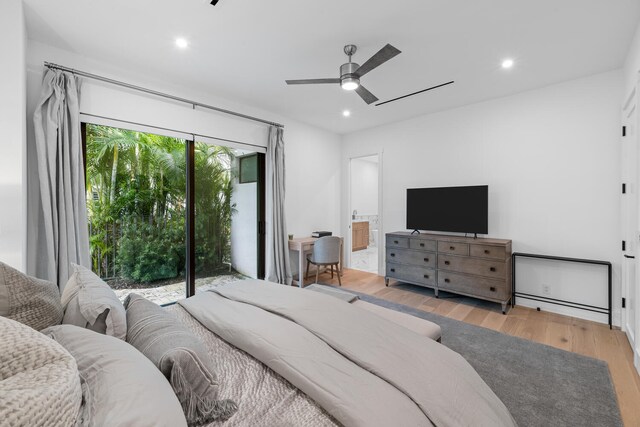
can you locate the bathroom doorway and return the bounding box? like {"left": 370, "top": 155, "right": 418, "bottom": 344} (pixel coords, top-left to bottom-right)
{"left": 349, "top": 154, "right": 380, "bottom": 274}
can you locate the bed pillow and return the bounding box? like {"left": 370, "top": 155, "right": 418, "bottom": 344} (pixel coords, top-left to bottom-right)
{"left": 0, "top": 316, "right": 82, "bottom": 426}
{"left": 125, "top": 293, "right": 237, "bottom": 425}
{"left": 0, "top": 261, "right": 63, "bottom": 330}
{"left": 60, "top": 263, "right": 126, "bottom": 339}
{"left": 43, "top": 324, "right": 187, "bottom": 427}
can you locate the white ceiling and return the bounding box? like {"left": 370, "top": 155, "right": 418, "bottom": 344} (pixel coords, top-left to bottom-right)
{"left": 24, "top": 0, "right": 640, "bottom": 135}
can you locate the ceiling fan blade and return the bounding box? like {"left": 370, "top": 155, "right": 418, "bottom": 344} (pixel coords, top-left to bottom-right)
{"left": 355, "top": 85, "right": 379, "bottom": 104}
{"left": 376, "top": 81, "right": 455, "bottom": 106}
{"left": 285, "top": 78, "right": 340, "bottom": 85}
{"left": 355, "top": 44, "right": 402, "bottom": 77}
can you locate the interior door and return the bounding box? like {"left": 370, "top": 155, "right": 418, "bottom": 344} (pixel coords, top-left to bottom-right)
{"left": 622, "top": 91, "right": 638, "bottom": 356}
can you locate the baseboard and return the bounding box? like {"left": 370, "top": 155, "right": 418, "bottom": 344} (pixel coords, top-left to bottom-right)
{"left": 517, "top": 298, "right": 610, "bottom": 326}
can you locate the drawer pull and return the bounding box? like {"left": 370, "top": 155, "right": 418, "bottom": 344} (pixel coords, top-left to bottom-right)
{"left": 444, "top": 278, "right": 450, "bottom": 283}
{"left": 444, "top": 261, "right": 450, "bottom": 265}
{"left": 390, "top": 268, "right": 395, "bottom": 273}
{"left": 484, "top": 249, "right": 490, "bottom": 254}
{"left": 490, "top": 286, "right": 496, "bottom": 292}
{"left": 390, "top": 253, "right": 396, "bottom": 257}
{"left": 423, "top": 258, "right": 429, "bottom": 262}
{"left": 423, "top": 274, "right": 429, "bottom": 279}
{"left": 420, "top": 243, "right": 425, "bottom": 247}
{"left": 490, "top": 267, "right": 496, "bottom": 272}
{"left": 394, "top": 240, "right": 399, "bottom": 244}
{"left": 449, "top": 246, "right": 455, "bottom": 250}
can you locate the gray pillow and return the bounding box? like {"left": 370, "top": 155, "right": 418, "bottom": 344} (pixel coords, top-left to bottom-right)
{"left": 0, "top": 261, "right": 63, "bottom": 330}
{"left": 0, "top": 316, "right": 82, "bottom": 427}
{"left": 125, "top": 293, "right": 237, "bottom": 426}
{"left": 43, "top": 324, "right": 188, "bottom": 427}
{"left": 60, "top": 263, "right": 126, "bottom": 339}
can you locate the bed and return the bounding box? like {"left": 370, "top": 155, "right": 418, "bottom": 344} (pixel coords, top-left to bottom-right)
{"left": 0, "top": 261, "right": 516, "bottom": 427}
{"left": 173, "top": 279, "right": 516, "bottom": 427}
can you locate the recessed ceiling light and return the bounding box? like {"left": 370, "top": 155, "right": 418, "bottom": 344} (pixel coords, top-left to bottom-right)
{"left": 343, "top": 110, "right": 351, "bottom": 117}
{"left": 175, "top": 38, "right": 189, "bottom": 49}
{"left": 501, "top": 58, "right": 514, "bottom": 69}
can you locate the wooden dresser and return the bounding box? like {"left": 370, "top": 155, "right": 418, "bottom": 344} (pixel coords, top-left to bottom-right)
{"left": 385, "top": 232, "right": 512, "bottom": 313}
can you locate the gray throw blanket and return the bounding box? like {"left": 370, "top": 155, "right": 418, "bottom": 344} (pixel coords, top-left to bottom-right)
{"left": 179, "top": 279, "right": 516, "bottom": 427}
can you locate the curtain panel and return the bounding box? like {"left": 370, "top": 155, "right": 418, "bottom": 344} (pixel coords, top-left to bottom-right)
{"left": 265, "top": 126, "right": 292, "bottom": 285}
{"left": 28, "top": 69, "right": 90, "bottom": 288}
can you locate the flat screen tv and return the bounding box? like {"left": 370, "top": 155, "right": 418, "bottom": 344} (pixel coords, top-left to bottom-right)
{"left": 406, "top": 185, "right": 488, "bottom": 235}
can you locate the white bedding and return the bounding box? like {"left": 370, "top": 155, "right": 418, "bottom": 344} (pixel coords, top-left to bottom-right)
{"left": 167, "top": 304, "right": 339, "bottom": 426}
{"left": 179, "top": 279, "right": 517, "bottom": 427}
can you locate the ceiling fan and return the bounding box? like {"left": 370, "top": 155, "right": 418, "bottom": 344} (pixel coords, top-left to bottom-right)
{"left": 285, "top": 43, "right": 401, "bottom": 105}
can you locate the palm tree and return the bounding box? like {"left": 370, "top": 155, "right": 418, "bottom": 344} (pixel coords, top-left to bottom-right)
{"left": 85, "top": 124, "right": 236, "bottom": 283}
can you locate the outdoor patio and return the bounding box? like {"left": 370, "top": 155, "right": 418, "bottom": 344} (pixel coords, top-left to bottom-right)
{"left": 113, "top": 272, "right": 248, "bottom": 305}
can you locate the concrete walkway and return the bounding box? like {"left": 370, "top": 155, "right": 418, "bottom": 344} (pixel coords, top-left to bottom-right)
{"left": 114, "top": 273, "right": 247, "bottom": 305}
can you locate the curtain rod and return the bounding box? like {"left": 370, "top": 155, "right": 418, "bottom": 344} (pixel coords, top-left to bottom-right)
{"left": 44, "top": 61, "right": 284, "bottom": 129}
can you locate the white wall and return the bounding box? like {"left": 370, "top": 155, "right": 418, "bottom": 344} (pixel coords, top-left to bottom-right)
{"left": 284, "top": 122, "right": 342, "bottom": 238}
{"left": 342, "top": 70, "right": 623, "bottom": 325}
{"left": 350, "top": 157, "right": 379, "bottom": 216}
{"left": 0, "top": 0, "right": 26, "bottom": 272}
{"left": 230, "top": 177, "right": 258, "bottom": 278}
{"left": 25, "top": 40, "right": 342, "bottom": 271}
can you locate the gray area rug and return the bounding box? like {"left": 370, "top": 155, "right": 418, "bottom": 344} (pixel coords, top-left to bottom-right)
{"left": 330, "top": 285, "right": 622, "bottom": 427}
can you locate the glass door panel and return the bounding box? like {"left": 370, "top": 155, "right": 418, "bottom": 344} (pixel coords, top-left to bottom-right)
{"left": 85, "top": 124, "right": 187, "bottom": 304}
{"left": 194, "top": 145, "right": 260, "bottom": 293}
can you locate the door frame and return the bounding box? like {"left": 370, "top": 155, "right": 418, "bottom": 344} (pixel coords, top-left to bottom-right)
{"left": 81, "top": 116, "right": 266, "bottom": 301}
{"left": 347, "top": 151, "right": 384, "bottom": 276}
{"left": 622, "top": 76, "right": 640, "bottom": 373}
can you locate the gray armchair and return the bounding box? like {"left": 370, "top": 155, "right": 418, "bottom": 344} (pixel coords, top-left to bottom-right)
{"left": 305, "top": 236, "right": 342, "bottom": 286}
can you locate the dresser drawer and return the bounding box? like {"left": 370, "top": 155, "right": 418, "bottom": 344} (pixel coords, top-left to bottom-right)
{"left": 437, "top": 241, "right": 469, "bottom": 256}
{"left": 438, "top": 255, "right": 506, "bottom": 279}
{"left": 409, "top": 238, "right": 437, "bottom": 251}
{"left": 437, "top": 272, "right": 508, "bottom": 300}
{"left": 470, "top": 244, "right": 507, "bottom": 260}
{"left": 386, "top": 263, "right": 436, "bottom": 287}
{"left": 386, "top": 248, "right": 435, "bottom": 268}
{"left": 386, "top": 235, "right": 409, "bottom": 249}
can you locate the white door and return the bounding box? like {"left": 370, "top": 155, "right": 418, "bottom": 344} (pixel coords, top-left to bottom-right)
{"left": 622, "top": 89, "right": 638, "bottom": 368}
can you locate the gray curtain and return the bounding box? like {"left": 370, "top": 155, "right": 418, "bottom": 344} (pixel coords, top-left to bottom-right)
{"left": 265, "top": 126, "right": 292, "bottom": 285}
{"left": 28, "top": 69, "right": 90, "bottom": 288}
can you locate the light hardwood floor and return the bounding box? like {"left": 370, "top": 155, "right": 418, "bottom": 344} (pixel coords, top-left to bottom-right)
{"left": 304, "top": 268, "right": 640, "bottom": 427}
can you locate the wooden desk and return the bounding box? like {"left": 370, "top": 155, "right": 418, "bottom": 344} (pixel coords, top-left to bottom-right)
{"left": 289, "top": 237, "right": 343, "bottom": 287}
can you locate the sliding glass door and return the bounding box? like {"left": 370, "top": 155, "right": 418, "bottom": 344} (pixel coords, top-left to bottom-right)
{"left": 84, "top": 123, "right": 264, "bottom": 304}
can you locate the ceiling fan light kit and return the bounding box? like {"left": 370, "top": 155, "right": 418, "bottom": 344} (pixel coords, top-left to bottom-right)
{"left": 340, "top": 64, "right": 360, "bottom": 91}
{"left": 285, "top": 43, "right": 454, "bottom": 106}
{"left": 286, "top": 43, "right": 401, "bottom": 104}
{"left": 340, "top": 45, "right": 360, "bottom": 90}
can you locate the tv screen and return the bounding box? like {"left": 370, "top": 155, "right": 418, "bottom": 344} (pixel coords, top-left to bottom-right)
{"left": 406, "top": 185, "right": 488, "bottom": 234}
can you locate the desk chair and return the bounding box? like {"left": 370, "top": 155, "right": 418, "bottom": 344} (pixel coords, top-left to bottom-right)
{"left": 305, "top": 236, "right": 342, "bottom": 286}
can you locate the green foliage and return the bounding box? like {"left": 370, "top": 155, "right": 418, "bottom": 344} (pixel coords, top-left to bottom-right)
{"left": 85, "top": 124, "right": 235, "bottom": 284}
{"left": 117, "top": 214, "right": 185, "bottom": 282}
